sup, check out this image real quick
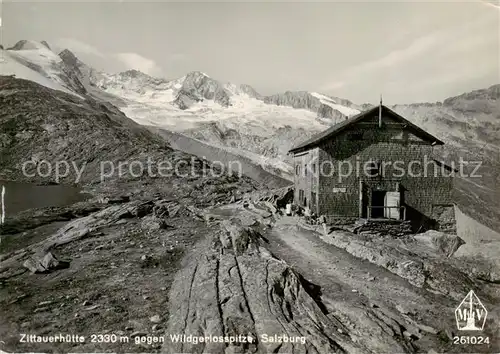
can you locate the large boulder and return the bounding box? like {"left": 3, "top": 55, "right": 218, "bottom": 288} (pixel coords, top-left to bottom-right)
{"left": 23, "top": 252, "right": 69, "bottom": 274}
{"left": 413, "top": 230, "right": 465, "bottom": 257}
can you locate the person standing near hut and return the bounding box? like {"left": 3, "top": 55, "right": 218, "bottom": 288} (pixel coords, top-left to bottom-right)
{"left": 319, "top": 214, "right": 327, "bottom": 235}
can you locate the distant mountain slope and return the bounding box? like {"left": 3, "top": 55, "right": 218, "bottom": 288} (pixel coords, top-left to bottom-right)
{"left": 147, "top": 127, "right": 292, "bottom": 189}
{"left": 182, "top": 122, "right": 318, "bottom": 167}
{"left": 391, "top": 84, "right": 500, "bottom": 163}
{"left": 395, "top": 84, "right": 500, "bottom": 234}
{"left": 0, "top": 75, "right": 170, "bottom": 184}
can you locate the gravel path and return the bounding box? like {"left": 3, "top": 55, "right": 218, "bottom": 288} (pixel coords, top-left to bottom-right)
{"left": 264, "top": 216, "right": 497, "bottom": 353}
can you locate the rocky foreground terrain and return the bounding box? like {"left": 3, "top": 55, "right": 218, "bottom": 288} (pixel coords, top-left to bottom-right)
{"left": 1, "top": 191, "right": 499, "bottom": 353}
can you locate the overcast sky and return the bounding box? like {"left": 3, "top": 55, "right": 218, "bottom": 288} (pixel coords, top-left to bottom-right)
{"left": 2, "top": 0, "right": 499, "bottom": 104}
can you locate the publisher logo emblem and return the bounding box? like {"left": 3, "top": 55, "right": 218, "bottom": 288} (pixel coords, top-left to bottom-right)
{"left": 455, "top": 290, "right": 487, "bottom": 331}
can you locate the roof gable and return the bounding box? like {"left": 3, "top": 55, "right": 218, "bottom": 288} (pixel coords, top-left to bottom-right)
{"left": 289, "top": 105, "right": 444, "bottom": 154}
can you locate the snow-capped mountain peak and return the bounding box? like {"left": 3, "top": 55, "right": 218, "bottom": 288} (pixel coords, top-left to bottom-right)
{"left": 187, "top": 70, "right": 209, "bottom": 78}
{"left": 7, "top": 40, "right": 62, "bottom": 65}
{"left": 310, "top": 92, "right": 361, "bottom": 117}
{"left": 1, "top": 40, "right": 85, "bottom": 97}
{"left": 173, "top": 71, "right": 231, "bottom": 108}
{"left": 1, "top": 43, "right": 361, "bottom": 123}
{"left": 7, "top": 39, "right": 52, "bottom": 51}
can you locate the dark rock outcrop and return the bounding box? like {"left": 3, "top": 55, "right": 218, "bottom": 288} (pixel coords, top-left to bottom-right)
{"left": 40, "top": 41, "right": 51, "bottom": 50}
{"left": 264, "top": 91, "right": 320, "bottom": 111}
{"left": 264, "top": 91, "right": 354, "bottom": 119}
{"left": 58, "top": 61, "right": 87, "bottom": 95}
{"left": 7, "top": 40, "right": 50, "bottom": 51}
{"left": 317, "top": 103, "right": 347, "bottom": 120}
{"left": 173, "top": 71, "right": 231, "bottom": 109}
{"left": 7, "top": 40, "right": 31, "bottom": 50}
{"left": 116, "top": 69, "right": 169, "bottom": 86}
{"left": 238, "top": 83, "right": 261, "bottom": 99}
{"left": 59, "top": 49, "right": 81, "bottom": 70}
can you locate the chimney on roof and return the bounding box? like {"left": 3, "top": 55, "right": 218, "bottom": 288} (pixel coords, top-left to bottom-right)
{"left": 378, "top": 94, "right": 383, "bottom": 128}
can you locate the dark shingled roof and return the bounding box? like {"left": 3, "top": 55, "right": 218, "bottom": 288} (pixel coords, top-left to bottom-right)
{"left": 289, "top": 105, "right": 444, "bottom": 154}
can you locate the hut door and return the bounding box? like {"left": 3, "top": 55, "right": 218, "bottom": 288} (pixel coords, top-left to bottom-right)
{"left": 371, "top": 190, "right": 386, "bottom": 218}
{"left": 384, "top": 192, "right": 400, "bottom": 220}
{"left": 359, "top": 181, "right": 368, "bottom": 218}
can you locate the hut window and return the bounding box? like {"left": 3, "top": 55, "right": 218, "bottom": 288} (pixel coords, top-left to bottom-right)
{"left": 299, "top": 189, "right": 304, "bottom": 202}
{"left": 312, "top": 163, "right": 316, "bottom": 174}
{"left": 304, "top": 164, "right": 307, "bottom": 176}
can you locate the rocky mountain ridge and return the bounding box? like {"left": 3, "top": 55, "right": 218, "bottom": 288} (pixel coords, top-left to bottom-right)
{"left": 3, "top": 41, "right": 498, "bottom": 168}
{"left": 49, "top": 46, "right": 360, "bottom": 120}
